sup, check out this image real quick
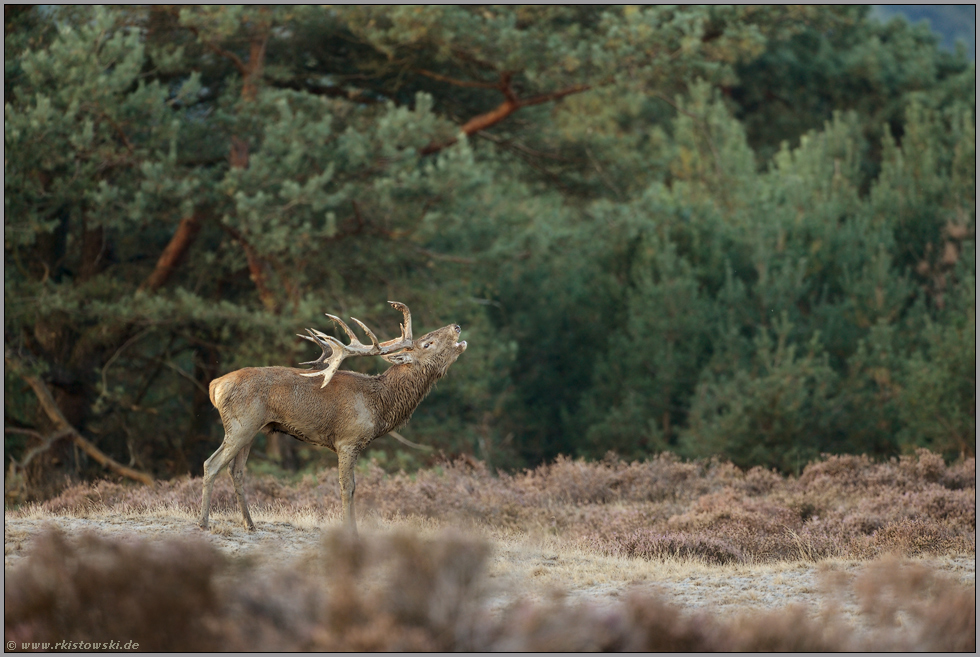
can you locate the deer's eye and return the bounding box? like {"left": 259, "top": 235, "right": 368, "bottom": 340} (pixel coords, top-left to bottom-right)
{"left": 422, "top": 342, "right": 432, "bottom": 349}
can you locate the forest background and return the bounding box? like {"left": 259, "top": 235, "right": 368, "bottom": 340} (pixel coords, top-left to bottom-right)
{"left": 4, "top": 5, "right": 975, "bottom": 499}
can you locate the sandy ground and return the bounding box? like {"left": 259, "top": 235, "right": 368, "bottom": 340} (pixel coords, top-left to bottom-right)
{"left": 4, "top": 509, "right": 976, "bottom": 626}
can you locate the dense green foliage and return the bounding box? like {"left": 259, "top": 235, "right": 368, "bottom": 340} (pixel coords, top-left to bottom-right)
{"left": 4, "top": 6, "right": 974, "bottom": 490}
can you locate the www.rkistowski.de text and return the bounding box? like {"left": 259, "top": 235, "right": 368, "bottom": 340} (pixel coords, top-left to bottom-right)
{"left": 7, "top": 640, "right": 139, "bottom": 651}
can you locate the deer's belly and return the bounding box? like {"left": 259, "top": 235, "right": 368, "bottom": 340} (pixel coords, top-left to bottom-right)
{"left": 264, "top": 422, "right": 337, "bottom": 452}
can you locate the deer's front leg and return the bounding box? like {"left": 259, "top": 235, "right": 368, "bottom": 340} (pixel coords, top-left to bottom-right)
{"left": 337, "top": 446, "right": 359, "bottom": 534}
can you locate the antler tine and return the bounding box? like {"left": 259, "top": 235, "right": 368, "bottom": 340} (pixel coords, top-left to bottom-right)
{"left": 379, "top": 301, "right": 413, "bottom": 351}
{"left": 389, "top": 301, "right": 413, "bottom": 340}
{"left": 350, "top": 317, "right": 381, "bottom": 350}
{"left": 324, "top": 313, "right": 359, "bottom": 343}
{"left": 297, "top": 328, "right": 348, "bottom": 388}
{"left": 324, "top": 313, "right": 379, "bottom": 354}
{"left": 297, "top": 330, "right": 319, "bottom": 345}
{"left": 297, "top": 329, "right": 332, "bottom": 366}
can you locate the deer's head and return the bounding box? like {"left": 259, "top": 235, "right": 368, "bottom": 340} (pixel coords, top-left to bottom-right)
{"left": 382, "top": 323, "right": 467, "bottom": 377}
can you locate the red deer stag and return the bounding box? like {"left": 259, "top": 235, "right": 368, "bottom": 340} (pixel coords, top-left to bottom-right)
{"left": 199, "top": 301, "right": 466, "bottom": 533}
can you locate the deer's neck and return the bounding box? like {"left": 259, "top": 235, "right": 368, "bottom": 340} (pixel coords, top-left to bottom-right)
{"left": 373, "top": 364, "right": 443, "bottom": 436}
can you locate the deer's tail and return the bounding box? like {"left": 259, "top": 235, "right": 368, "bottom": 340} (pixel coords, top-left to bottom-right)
{"left": 208, "top": 377, "right": 223, "bottom": 408}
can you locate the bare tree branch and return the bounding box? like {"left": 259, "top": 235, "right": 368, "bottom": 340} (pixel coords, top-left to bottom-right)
{"left": 139, "top": 212, "right": 203, "bottom": 293}
{"left": 420, "top": 72, "right": 592, "bottom": 156}
{"left": 6, "top": 426, "right": 75, "bottom": 471}
{"left": 518, "top": 83, "right": 591, "bottom": 108}
{"left": 4, "top": 354, "right": 155, "bottom": 486}
{"left": 219, "top": 223, "right": 280, "bottom": 312}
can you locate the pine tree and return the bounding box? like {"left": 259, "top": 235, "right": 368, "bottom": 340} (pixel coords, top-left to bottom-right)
{"left": 4, "top": 6, "right": 974, "bottom": 493}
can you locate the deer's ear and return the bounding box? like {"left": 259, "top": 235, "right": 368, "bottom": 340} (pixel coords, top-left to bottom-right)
{"left": 382, "top": 351, "right": 414, "bottom": 365}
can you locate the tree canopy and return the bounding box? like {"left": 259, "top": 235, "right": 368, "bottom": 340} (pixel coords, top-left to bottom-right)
{"left": 4, "top": 6, "right": 974, "bottom": 497}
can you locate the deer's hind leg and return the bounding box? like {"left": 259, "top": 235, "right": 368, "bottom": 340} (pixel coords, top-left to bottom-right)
{"left": 230, "top": 444, "right": 254, "bottom": 530}
{"left": 199, "top": 418, "right": 259, "bottom": 530}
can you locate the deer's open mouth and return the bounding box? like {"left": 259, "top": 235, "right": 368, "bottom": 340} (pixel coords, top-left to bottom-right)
{"left": 454, "top": 325, "right": 466, "bottom": 352}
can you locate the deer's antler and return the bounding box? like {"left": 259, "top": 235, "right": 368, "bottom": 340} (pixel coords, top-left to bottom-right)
{"left": 298, "top": 301, "right": 414, "bottom": 388}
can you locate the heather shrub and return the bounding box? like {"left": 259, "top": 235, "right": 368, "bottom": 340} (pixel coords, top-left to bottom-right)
{"left": 40, "top": 474, "right": 333, "bottom": 519}
{"left": 720, "top": 605, "right": 852, "bottom": 652}
{"left": 488, "top": 592, "right": 723, "bottom": 651}
{"left": 4, "top": 529, "right": 228, "bottom": 651}
{"left": 852, "top": 556, "right": 976, "bottom": 651}
{"left": 5, "top": 529, "right": 973, "bottom": 652}
{"left": 865, "top": 518, "right": 959, "bottom": 557}
{"left": 943, "top": 457, "right": 977, "bottom": 490}
{"left": 593, "top": 530, "right": 745, "bottom": 565}
{"left": 909, "top": 584, "right": 977, "bottom": 652}
{"left": 730, "top": 465, "right": 784, "bottom": 496}
{"left": 31, "top": 450, "right": 974, "bottom": 564}
{"left": 662, "top": 489, "right": 806, "bottom": 561}
{"left": 312, "top": 529, "right": 491, "bottom": 651}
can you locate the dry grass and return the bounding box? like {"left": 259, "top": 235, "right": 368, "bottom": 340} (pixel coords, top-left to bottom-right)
{"left": 4, "top": 449, "right": 975, "bottom": 651}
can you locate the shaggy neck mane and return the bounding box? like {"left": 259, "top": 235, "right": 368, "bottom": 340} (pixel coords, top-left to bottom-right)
{"left": 374, "top": 362, "right": 446, "bottom": 434}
